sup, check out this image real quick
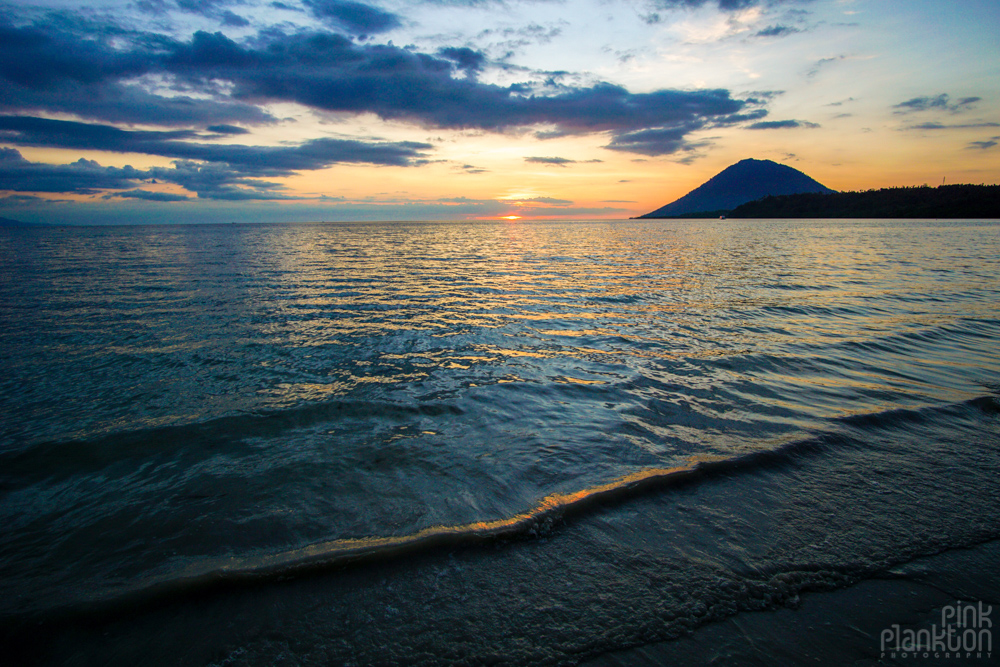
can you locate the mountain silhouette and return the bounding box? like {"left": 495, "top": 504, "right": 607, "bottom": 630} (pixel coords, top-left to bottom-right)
{"left": 639, "top": 158, "right": 836, "bottom": 218}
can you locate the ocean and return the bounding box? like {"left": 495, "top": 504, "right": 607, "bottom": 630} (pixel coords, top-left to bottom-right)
{"left": 1, "top": 219, "right": 998, "bottom": 665}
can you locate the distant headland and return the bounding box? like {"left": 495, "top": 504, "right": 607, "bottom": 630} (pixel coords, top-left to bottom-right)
{"left": 637, "top": 159, "right": 1000, "bottom": 219}
{"left": 0, "top": 217, "right": 52, "bottom": 226}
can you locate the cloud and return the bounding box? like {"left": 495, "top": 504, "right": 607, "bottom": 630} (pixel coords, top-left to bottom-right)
{"left": 747, "top": 119, "right": 820, "bottom": 129}
{"left": 105, "top": 189, "right": 192, "bottom": 201}
{"left": 893, "top": 94, "right": 981, "bottom": 114}
{"left": 0, "top": 18, "right": 274, "bottom": 126}
{"left": 904, "top": 122, "right": 1000, "bottom": 130}
{"left": 149, "top": 160, "right": 302, "bottom": 199}
{"left": 1, "top": 82, "right": 276, "bottom": 127}
{"left": 604, "top": 124, "right": 709, "bottom": 156}
{"left": 177, "top": 0, "right": 235, "bottom": 15}
{"left": 647, "top": 0, "right": 768, "bottom": 10}
{"left": 0, "top": 193, "right": 66, "bottom": 205}
{"left": 221, "top": 11, "right": 251, "bottom": 28}
{"left": 454, "top": 163, "right": 488, "bottom": 174}
{"left": 0, "top": 10, "right": 769, "bottom": 162}
{"left": 511, "top": 196, "right": 574, "bottom": 206}
{"left": 475, "top": 23, "right": 565, "bottom": 57}
{"left": 0, "top": 5, "right": 785, "bottom": 203}
{"left": 966, "top": 136, "right": 999, "bottom": 150}
{"left": 301, "top": 0, "right": 402, "bottom": 35}
{"left": 894, "top": 94, "right": 949, "bottom": 112}
{"left": 0, "top": 133, "right": 431, "bottom": 200}
{"left": 0, "top": 20, "right": 149, "bottom": 89}
{"left": 755, "top": 25, "right": 800, "bottom": 38}
{"left": 158, "top": 29, "right": 760, "bottom": 153}
{"left": 807, "top": 55, "right": 846, "bottom": 78}
{"left": 437, "top": 47, "right": 487, "bottom": 75}
{"left": 0, "top": 147, "right": 151, "bottom": 194}
{"left": 525, "top": 156, "right": 576, "bottom": 166}
{"left": 207, "top": 124, "right": 250, "bottom": 135}
{"left": 0, "top": 116, "right": 434, "bottom": 172}
{"left": 0, "top": 146, "right": 285, "bottom": 200}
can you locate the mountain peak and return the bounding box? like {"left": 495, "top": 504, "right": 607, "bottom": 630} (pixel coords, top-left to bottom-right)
{"left": 639, "top": 159, "right": 836, "bottom": 218}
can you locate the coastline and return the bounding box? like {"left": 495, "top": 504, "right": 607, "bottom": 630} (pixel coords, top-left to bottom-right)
{"left": 586, "top": 539, "right": 1000, "bottom": 666}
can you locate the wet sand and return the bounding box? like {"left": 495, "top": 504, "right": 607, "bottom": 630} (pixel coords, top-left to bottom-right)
{"left": 586, "top": 539, "right": 1000, "bottom": 666}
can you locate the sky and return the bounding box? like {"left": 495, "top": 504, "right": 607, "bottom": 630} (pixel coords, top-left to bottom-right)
{"left": 1, "top": 0, "right": 998, "bottom": 224}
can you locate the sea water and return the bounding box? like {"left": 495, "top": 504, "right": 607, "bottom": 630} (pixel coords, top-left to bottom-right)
{"left": 1, "top": 219, "right": 998, "bottom": 665}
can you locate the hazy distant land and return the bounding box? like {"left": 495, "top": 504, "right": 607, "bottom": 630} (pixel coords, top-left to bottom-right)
{"left": 0, "top": 217, "right": 51, "bottom": 226}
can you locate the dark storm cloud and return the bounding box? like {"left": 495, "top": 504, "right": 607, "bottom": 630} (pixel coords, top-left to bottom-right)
{"left": 302, "top": 0, "right": 402, "bottom": 35}
{"left": 893, "top": 94, "right": 981, "bottom": 114}
{"left": 747, "top": 119, "right": 819, "bottom": 129}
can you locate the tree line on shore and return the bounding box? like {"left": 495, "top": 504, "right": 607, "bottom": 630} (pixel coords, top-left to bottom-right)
{"left": 727, "top": 184, "right": 1000, "bottom": 219}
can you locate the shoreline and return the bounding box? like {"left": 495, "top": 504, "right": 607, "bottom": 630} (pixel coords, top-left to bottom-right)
{"left": 585, "top": 539, "right": 1000, "bottom": 666}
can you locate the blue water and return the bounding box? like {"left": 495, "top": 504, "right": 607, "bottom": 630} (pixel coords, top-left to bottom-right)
{"left": 1, "top": 219, "right": 999, "bottom": 665}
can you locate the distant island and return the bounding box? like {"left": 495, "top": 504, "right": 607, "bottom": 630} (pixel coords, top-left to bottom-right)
{"left": 637, "top": 159, "right": 1000, "bottom": 219}
{"left": 638, "top": 158, "right": 835, "bottom": 218}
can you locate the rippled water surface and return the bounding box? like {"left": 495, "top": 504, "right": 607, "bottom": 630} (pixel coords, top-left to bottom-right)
{"left": 1, "top": 219, "right": 999, "bottom": 665}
